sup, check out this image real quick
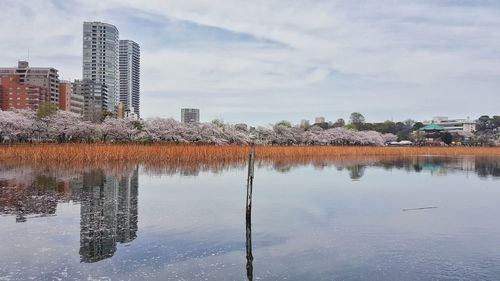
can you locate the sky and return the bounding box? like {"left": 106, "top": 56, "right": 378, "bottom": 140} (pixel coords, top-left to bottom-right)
{"left": 1, "top": 0, "right": 500, "bottom": 125}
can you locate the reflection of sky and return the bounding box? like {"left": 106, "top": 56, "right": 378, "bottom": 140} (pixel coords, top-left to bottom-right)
{"left": 1, "top": 163, "right": 500, "bottom": 280}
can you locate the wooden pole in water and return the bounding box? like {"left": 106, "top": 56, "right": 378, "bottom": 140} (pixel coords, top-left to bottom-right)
{"left": 245, "top": 145, "right": 255, "bottom": 281}
{"left": 246, "top": 146, "right": 255, "bottom": 219}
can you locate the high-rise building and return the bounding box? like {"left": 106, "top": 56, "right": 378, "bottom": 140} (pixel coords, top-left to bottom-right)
{"left": 0, "top": 61, "right": 59, "bottom": 104}
{"left": 119, "top": 40, "right": 140, "bottom": 118}
{"left": 0, "top": 75, "right": 49, "bottom": 111}
{"left": 83, "top": 22, "right": 120, "bottom": 113}
{"left": 59, "top": 81, "right": 73, "bottom": 111}
{"left": 181, "top": 108, "right": 200, "bottom": 123}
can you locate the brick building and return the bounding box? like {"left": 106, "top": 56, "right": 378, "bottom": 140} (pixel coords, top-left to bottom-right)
{"left": 0, "top": 61, "right": 59, "bottom": 104}
{"left": 0, "top": 75, "right": 49, "bottom": 111}
{"left": 59, "top": 81, "right": 73, "bottom": 111}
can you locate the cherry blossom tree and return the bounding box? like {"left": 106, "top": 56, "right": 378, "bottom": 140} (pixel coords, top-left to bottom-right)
{"left": 0, "top": 109, "right": 400, "bottom": 146}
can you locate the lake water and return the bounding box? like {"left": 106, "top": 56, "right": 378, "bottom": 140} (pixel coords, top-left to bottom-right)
{"left": 0, "top": 156, "right": 499, "bottom": 281}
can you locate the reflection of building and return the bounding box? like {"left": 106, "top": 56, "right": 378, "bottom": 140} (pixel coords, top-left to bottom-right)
{"left": 0, "top": 166, "right": 140, "bottom": 262}
{"left": 117, "top": 170, "right": 139, "bottom": 243}
{"left": 79, "top": 168, "right": 139, "bottom": 263}
{"left": 79, "top": 171, "right": 118, "bottom": 263}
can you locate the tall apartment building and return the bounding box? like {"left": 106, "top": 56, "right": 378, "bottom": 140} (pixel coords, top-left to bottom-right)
{"left": 181, "top": 108, "right": 200, "bottom": 123}
{"left": 83, "top": 22, "right": 120, "bottom": 113}
{"left": 0, "top": 75, "right": 49, "bottom": 111}
{"left": 119, "top": 40, "right": 140, "bottom": 118}
{"left": 0, "top": 61, "right": 59, "bottom": 104}
{"left": 59, "top": 81, "right": 73, "bottom": 111}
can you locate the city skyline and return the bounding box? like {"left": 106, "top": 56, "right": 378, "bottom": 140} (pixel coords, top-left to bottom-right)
{"left": 1, "top": 1, "right": 500, "bottom": 125}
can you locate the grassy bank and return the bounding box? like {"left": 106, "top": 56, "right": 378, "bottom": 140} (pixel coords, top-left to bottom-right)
{"left": 0, "top": 144, "right": 499, "bottom": 164}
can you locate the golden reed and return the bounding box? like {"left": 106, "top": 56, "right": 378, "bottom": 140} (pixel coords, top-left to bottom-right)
{"left": 0, "top": 144, "right": 499, "bottom": 165}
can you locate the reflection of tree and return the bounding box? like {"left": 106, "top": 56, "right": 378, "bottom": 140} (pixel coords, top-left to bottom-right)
{"left": 347, "top": 165, "right": 365, "bottom": 180}
{"left": 472, "top": 158, "right": 500, "bottom": 178}
{"left": 0, "top": 175, "right": 61, "bottom": 222}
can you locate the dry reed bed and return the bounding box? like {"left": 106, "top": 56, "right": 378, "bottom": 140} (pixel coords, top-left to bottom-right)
{"left": 0, "top": 144, "right": 499, "bottom": 165}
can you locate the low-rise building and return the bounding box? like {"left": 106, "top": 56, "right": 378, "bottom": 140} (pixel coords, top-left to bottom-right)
{"left": 70, "top": 91, "right": 84, "bottom": 116}
{"left": 423, "top": 116, "right": 476, "bottom": 133}
{"left": 0, "top": 61, "right": 59, "bottom": 104}
{"left": 300, "top": 119, "right": 310, "bottom": 128}
{"left": 0, "top": 75, "right": 49, "bottom": 111}
{"left": 315, "top": 117, "right": 326, "bottom": 124}
{"left": 73, "top": 79, "right": 104, "bottom": 120}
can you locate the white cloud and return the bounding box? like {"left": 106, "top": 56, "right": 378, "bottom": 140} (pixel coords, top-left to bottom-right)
{"left": 1, "top": 0, "right": 500, "bottom": 123}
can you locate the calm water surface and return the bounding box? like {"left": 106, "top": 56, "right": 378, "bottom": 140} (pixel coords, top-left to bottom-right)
{"left": 0, "top": 156, "right": 499, "bottom": 281}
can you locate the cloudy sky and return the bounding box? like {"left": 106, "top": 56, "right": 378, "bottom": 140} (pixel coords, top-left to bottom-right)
{"left": 1, "top": 0, "right": 499, "bottom": 125}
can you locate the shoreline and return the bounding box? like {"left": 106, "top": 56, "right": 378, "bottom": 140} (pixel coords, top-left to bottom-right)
{"left": 0, "top": 144, "right": 499, "bottom": 164}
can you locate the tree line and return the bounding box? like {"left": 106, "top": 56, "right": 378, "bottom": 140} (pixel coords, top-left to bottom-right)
{"left": 0, "top": 109, "right": 397, "bottom": 146}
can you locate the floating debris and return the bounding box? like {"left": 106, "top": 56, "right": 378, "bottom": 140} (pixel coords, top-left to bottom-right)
{"left": 402, "top": 207, "right": 438, "bottom": 211}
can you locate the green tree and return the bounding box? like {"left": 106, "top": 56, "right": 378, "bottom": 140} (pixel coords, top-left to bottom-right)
{"left": 99, "top": 111, "right": 114, "bottom": 122}
{"left": 211, "top": 119, "right": 225, "bottom": 128}
{"left": 275, "top": 120, "right": 292, "bottom": 128}
{"left": 412, "top": 122, "right": 424, "bottom": 131}
{"left": 349, "top": 112, "right": 365, "bottom": 130}
{"left": 441, "top": 131, "right": 453, "bottom": 145}
{"left": 477, "top": 115, "right": 492, "bottom": 131}
{"left": 332, "top": 118, "right": 345, "bottom": 128}
{"left": 492, "top": 115, "right": 500, "bottom": 128}
{"left": 36, "top": 102, "right": 58, "bottom": 118}
{"left": 130, "top": 120, "right": 143, "bottom": 131}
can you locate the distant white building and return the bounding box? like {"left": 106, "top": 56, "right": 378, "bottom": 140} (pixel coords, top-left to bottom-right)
{"left": 181, "top": 108, "right": 200, "bottom": 123}
{"left": 126, "top": 109, "right": 139, "bottom": 120}
{"left": 423, "top": 116, "right": 476, "bottom": 133}
{"left": 315, "top": 117, "right": 326, "bottom": 124}
{"left": 300, "top": 119, "right": 310, "bottom": 128}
